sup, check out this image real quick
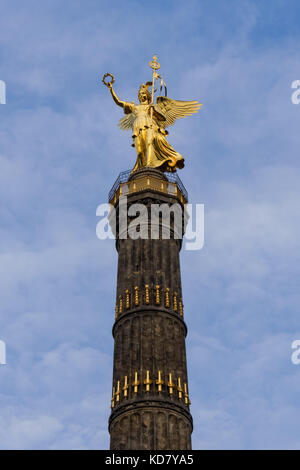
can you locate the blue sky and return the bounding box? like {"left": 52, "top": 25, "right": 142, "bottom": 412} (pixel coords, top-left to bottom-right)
{"left": 0, "top": 0, "right": 300, "bottom": 449}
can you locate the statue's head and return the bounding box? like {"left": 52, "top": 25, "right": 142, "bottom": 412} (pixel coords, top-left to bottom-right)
{"left": 138, "top": 83, "right": 151, "bottom": 104}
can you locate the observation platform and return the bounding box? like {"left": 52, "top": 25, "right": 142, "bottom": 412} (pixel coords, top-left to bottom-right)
{"left": 108, "top": 169, "right": 188, "bottom": 205}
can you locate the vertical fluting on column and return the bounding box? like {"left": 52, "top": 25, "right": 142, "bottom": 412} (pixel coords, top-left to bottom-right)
{"left": 108, "top": 168, "right": 192, "bottom": 450}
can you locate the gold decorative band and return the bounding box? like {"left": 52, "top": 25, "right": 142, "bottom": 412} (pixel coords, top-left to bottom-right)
{"left": 115, "top": 286, "right": 184, "bottom": 320}
{"left": 111, "top": 370, "right": 190, "bottom": 409}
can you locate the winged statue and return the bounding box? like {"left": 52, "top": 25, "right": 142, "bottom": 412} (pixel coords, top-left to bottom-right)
{"left": 102, "top": 57, "right": 202, "bottom": 173}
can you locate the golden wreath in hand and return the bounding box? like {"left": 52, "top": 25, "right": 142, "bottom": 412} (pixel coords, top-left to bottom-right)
{"left": 102, "top": 73, "right": 115, "bottom": 88}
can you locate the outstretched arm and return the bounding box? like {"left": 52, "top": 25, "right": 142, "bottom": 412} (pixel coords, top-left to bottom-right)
{"left": 106, "top": 82, "right": 126, "bottom": 109}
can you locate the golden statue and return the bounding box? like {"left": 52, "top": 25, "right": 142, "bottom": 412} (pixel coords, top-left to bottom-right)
{"left": 102, "top": 55, "right": 202, "bottom": 173}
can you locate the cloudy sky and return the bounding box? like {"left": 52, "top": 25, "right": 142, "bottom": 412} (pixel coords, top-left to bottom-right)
{"left": 0, "top": 0, "right": 300, "bottom": 449}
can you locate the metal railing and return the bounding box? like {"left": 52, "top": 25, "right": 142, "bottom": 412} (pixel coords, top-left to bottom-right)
{"left": 108, "top": 170, "right": 188, "bottom": 202}
{"left": 164, "top": 172, "right": 188, "bottom": 201}
{"left": 108, "top": 170, "right": 131, "bottom": 201}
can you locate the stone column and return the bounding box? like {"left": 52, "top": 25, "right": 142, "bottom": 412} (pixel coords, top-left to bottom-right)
{"left": 108, "top": 168, "right": 192, "bottom": 450}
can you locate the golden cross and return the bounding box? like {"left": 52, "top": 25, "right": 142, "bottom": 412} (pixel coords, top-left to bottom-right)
{"left": 123, "top": 376, "right": 129, "bottom": 398}
{"left": 115, "top": 380, "right": 120, "bottom": 402}
{"left": 167, "top": 373, "right": 174, "bottom": 395}
{"left": 144, "top": 370, "right": 152, "bottom": 392}
{"left": 184, "top": 383, "right": 191, "bottom": 406}
{"left": 177, "top": 377, "right": 183, "bottom": 399}
{"left": 132, "top": 371, "right": 140, "bottom": 393}
{"left": 111, "top": 386, "right": 115, "bottom": 409}
{"left": 156, "top": 370, "right": 164, "bottom": 392}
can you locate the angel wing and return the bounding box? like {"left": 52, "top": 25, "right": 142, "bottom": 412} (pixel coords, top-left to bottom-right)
{"left": 118, "top": 112, "right": 135, "bottom": 131}
{"left": 154, "top": 96, "right": 202, "bottom": 128}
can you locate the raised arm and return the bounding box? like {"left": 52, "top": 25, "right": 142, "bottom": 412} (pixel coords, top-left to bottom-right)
{"left": 102, "top": 74, "right": 134, "bottom": 114}
{"left": 107, "top": 82, "right": 126, "bottom": 108}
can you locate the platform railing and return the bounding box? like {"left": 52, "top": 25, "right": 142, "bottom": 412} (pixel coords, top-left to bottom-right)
{"left": 108, "top": 169, "right": 188, "bottom": 202}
